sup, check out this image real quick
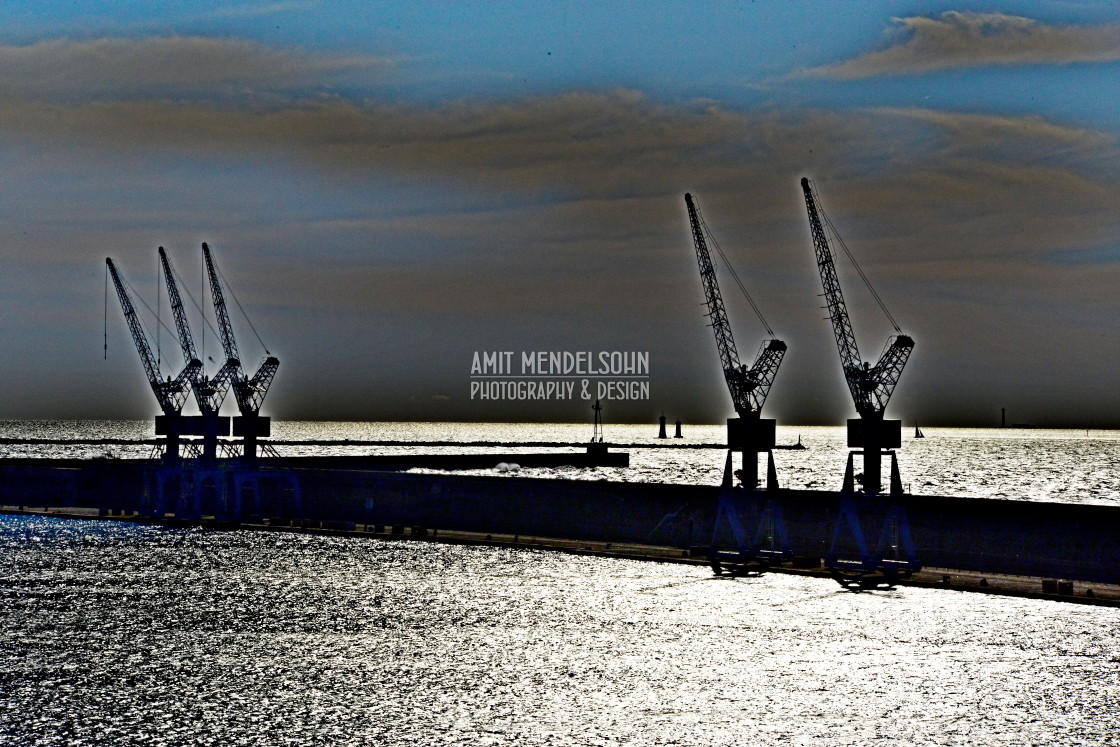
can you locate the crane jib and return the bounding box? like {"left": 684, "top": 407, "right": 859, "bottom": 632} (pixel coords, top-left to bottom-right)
{"left": 684, "top": 193, "right": 785, "bottom": 418}
{"left": 202, "top": 243, "right": 279, "bottom": 417}
{"left": 159, "top": 247, "right": 232, "bottom": 415}
{"left": 106, "top": 257, "right": 195, "bottom": 416}
{"left": 799, "top": 178, "right": 912, "bottom": 418}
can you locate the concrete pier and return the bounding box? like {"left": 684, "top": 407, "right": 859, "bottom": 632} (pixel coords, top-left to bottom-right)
{"left": 1, "top": 457, "right": 1117, "bottom": 600}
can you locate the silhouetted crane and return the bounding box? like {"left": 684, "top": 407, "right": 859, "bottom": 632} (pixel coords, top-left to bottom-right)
{"left": 684, "top": 193, "right": 786, "bottom": 489}
{"left": 800, "top": 177, "right": 913, "bottom": 494}
{"left": 801, "top": 178, "right": 923, "bottom": 588}
{"left": 106, "top": 257, "right": 200, "bottom": 461}
{"left": 202, "top": 243, "right": 279, "bottom": 460}
{"left": 158, "top": 246, "right": 231, "bottom": 460}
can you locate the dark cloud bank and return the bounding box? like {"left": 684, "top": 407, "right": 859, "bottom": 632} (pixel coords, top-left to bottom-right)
{"left": 3, "top": 32, "right": 1120, "bottom": 427}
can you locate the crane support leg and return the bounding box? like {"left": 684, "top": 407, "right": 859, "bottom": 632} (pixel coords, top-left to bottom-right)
{"left": 234, "top": 415, "right": 271, "bottom": 462}
{"left": 827, "top": 494, "right": 920, "bottom": 590}
{"left": 842, "top": 452, "right": 855, "bottom": 494}
{"left": 165, "top": 434, "right": 181, "bottom": 463}
{"left": 863, "top": 448, "right": 883, "bottom": 495}
{"left": 709, "top": 451, "right": 791, "bottom": 576}
{"left": 155, "top": 415, "right": 185, "bottom": 463}
{"left": 842, "top": 449, "right": 902, "bottom": 497}
{"left": 890, "top": 452, "right": 903, "bottom": 497}
{"left": 741, "top": 448, "right": 758, "bottom": 490}
{"left": 739, "top": 449, "right": 780, "bottom": 491}
{"left": 197, "top": 413, "right": 231, "bottom": 462}
{"left": 708, "top": 488, "right": 791, "bottom": 576}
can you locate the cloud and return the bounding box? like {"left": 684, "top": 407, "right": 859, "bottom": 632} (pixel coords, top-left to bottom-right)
{"left": 2, "top": 80, "right": 1117, "bottom": 278}
{"left": 210, "top": 2, "right": 321, "bottom": 20}
{"left": 800, "top": 12, "right": 1120, "bottom": 79}
{"left": 0, "top": 87, "right": 911, "bottom": 210}
{"left": 0, "top": 36, "right": 392, "bottom": 99}
{"left": 1, "top": 36, "right": 1116, "bottom": 280}
{"left": 878, "top": 107, "right": 1106, "bottom": 147}
{"left": 1, "top": 34, "right": 1106, "bottom": 213}
{"left": 871, "top": 107, "right": 1114, "bottom": 178}
{"left": 4, "top": 35, "right": 1120, "bottom": 424}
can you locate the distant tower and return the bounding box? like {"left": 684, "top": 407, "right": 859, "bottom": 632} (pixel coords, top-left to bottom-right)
{"left": 591, "top": 399, "right": 604, "bottom": 443}
{"left": 674, "top": 418, "right": 682, "bottom": 438}
{"left": 658, "top": 412, "right": 668, "bottom": 439}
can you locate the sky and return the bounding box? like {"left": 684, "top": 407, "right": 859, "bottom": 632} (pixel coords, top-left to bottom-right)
{"left": 3, "top": 1, "right": 1120, "bottom": 427}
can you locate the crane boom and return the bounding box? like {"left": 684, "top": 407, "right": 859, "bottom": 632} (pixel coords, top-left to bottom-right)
{"left": 202, "top": 242, "right": 240, "bottom": 366}
{"left": 158, "top": 247, "right": 199, "bottom": 366}
{"left": 800, "top": 178, "right": 912, "bottom": 417}
{"left": 203, "top": 242, "right": 248, "bottom": 412}
{"left": 106, "top": 257, "right": 197, "bottom": 416}
{"left": 684, "top": 193, "right": 785, "bottom": 415}
{"left": 202, "top": 243, "right": 279, "bottom": 415}
{"left": 158, "top": 247, "right": 230, "bottom": 415}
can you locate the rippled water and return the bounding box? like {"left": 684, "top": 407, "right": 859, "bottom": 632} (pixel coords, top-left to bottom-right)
{"left": 3, "top": 515, "right": 1119, "bottom": 746}
{"left": 4, "top": 421, "right": 1120, "bottom": 744}
{"left": 4, "top": 420, "right": 1120, "bottom": 505}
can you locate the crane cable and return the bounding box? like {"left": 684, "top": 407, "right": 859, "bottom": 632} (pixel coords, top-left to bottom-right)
{"left": 104, "top": 256, "right": 271, "bottom": 370}
{"left": 693, "top": 205, "right": 776, "bottom": 338}
{"left": 103, "top": 262, "right": 179, "bottom": 374}
{"left": 212, "top": 259, "right": 271, "bottom": 356}
{"left": 119, "top": 274, "right": 186, "bottom": 373}
{"left": 164, "top": 259, "right": 227, "bottom": 356}
{"left": 813, "top": 187, "right": 903, "bottom": 334}
{"left": 103, "top": 264, "right": 108, "bottom": 359}
{"left": 155, "top": 255, "right": 161, "bottom": 370}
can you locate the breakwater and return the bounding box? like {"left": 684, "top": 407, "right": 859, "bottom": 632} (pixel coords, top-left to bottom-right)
{"left": 2, "top": 457, "right": 1116, "bottom": 599}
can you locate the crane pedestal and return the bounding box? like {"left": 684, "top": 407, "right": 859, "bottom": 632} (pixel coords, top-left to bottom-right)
{"left": 154, "top": 415, "right": 188, "bottom": 462}
{"left": 234, "top": 415, "right": 271, "bottom": 461}
{"left": 829, "top": 419, "right": 919, "bottom": 589}
{"left": 845, "top": 418, "right": 901, "bottom": 495}
{"left": 187, "top": 414, "right": 231, "bottom": 461}
{"left": 727, "top": 417, "right": 777, "bottom": 490}
{"left": 196, "top": 414, "right": 231, "bottom": 461}
{"left": 157, "top": 415, "right": 231, "bottom": 461}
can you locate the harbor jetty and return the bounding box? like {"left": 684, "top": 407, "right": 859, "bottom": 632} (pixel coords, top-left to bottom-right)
{"left": 2, "top": 455, "right": 1116, "bottom": 605}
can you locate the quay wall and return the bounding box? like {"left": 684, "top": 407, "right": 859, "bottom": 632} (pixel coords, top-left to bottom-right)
{"left": 1, "top": 459, "right": 1117, "bottom": 584}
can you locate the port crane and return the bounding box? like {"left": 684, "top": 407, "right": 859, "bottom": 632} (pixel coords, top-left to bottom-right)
{"left": 158, "top": 246, "right": 232, "bottom": 460}
{"left": 800, "top": 177, "right": 913, "bottom": 494}
{"left": 106, "top": 257, "right": 200, "bottom": 461}
{"left": 685, "top": 193, "right": 789, "bottom": 576}
{"left": 685, "top": 193, "right": 786, "bottom": 490}
{"left": 800, "top": 176, "right": 918, "bottom": 588}
{"left": 203, "top": 242, "right": 279, "bottom": 460}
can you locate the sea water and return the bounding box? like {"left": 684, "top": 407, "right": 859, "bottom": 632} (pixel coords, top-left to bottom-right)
{"left": 1, "top": 422, "right": 1119, "bottom": 745}
{"left": 4, "top": 420, "right": 1120, "bottom": 504}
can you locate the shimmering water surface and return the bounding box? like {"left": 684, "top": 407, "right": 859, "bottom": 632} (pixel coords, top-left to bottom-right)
{"left": 4, "top": 420, "right": 1120, "bottom": 504}
{"left": 2, "top": 422, "right": 1120, "bottom": 745}
{"left": 3, "top": 517, "right": 1119, "bottom": 746}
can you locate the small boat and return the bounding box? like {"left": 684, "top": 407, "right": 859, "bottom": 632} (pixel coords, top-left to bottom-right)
{"left": 914, "top": 422, "right": 924, "bottom": 439}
